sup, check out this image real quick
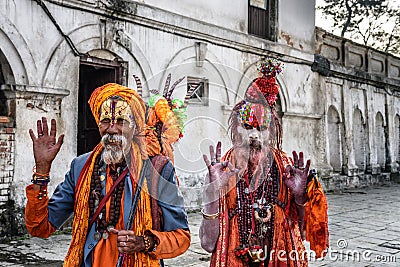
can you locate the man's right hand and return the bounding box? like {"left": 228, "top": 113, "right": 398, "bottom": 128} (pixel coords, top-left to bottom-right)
{"left": 202, "top": 141, "right": 237, "bottom": 202}
{"left": 29, "top": 117, "right": 64, "bottom": 174}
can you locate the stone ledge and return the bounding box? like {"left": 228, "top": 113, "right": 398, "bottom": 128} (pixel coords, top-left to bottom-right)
{"left": 322, "top": 172, "right": 392, "bottom": 192}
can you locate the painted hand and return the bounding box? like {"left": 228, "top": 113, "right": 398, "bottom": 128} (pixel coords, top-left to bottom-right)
{"left": 110, "top": 229, "right": 153, "bottom": 254}
{"left": 29, "top": 117, "right": 64, "bottom": 173}
{"left": 283, "top": 151, "right": 311, "bottom": 205}
{"left": 202, "top": 141, "right": 238, "bottom": 198}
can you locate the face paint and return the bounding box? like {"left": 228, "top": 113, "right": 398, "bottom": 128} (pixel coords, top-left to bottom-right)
{"left": 238, "top": 102, "right": 272, "bottom": 129}
{"left": 99, "top": 97, "right": 135, "bottom": 128}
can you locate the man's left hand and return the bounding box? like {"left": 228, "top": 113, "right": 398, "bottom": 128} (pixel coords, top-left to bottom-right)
{"left": 283, "top": 151, "right": 310, "bottom": 205}
{"left": 110, "top": 229, "right": 154, "bottom": 254}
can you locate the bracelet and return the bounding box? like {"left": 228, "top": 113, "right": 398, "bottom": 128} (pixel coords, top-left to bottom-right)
{"left": 31, "top": 173, "right": 50, "bottom": 186}
{"left": 32, "top": 165, "right": 50, "bottom": 177}
{"left": 201, "top": 208, "right": 220, "bottom": 220}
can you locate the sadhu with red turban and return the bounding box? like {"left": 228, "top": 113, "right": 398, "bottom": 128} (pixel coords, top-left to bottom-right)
{"left": 199, "top": 59, "right": 329, "bottom": 267}
{"left": 25, "top": 83, "right": 190, "bottom": 267}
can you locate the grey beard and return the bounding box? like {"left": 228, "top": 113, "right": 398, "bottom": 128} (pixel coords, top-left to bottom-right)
{"left": 101, "top": 134, "right": 129, "bottom": 165}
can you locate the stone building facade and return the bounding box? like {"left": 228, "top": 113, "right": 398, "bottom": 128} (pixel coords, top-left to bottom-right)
{"left": 0, "top": 0, "right": 399, "bottom": 236}
{"left": 314, "top": 28, "right": 400, "bottom": 189}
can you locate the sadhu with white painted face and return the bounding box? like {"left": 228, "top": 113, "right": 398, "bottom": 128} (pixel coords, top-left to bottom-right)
{"left": 200, "top": 59, "right": 329, "bottom": 267}
{"left": 25, "top": 83, "right": 190, "bottom": 267}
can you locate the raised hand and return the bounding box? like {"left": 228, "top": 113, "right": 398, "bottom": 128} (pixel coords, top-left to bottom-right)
{"left": 283, "top": 151, "right": 310, "bottom": 205}
{"left": 202, "top": 141, "right": 237, "bottom": 198}
{"left": 29, "top": 117, "right": 64, "bottom": 173}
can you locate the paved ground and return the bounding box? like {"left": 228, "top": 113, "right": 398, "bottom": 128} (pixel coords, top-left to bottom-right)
{"left": 1, "top": 184, "right": 400, "bottom": 266}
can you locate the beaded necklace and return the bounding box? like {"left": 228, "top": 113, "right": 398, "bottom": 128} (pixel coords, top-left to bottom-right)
{"left": 89, "top": 155, "right": 127, "bottom": 240}
{"left": 234, "top": 154, "right": 279, "bottom": 264}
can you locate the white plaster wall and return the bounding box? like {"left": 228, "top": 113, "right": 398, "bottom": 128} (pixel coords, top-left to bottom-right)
{"left": 0, "top": 0, "right": 342, "bottom": 209}
{"left": 142, "top": 0, "right": 248, "bottom": 33}
{"left": 350, "top": 87, "right": 366, "bottom": 116}
{"left": 325, "top": 79, "right": 343, "bottom": 113}
{"left": 371, "top": 91, "right": 386, "bottom": 124}
{"left": 279, "top": 0, "right": 316, "bottom": 52}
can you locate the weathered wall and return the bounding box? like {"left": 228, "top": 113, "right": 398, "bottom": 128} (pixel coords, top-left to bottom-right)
{"left": 0, "top": 0, "right": 399, "bottom": 236}
{"left": 279, "top": 0, "right": 316, "bottom": 52}
{"left": 315, "top": 27, "right": 400, "bottom": 190}
{"left": 0, "top": 0, "right": 317, "bottom": 213}
{"left": 143, "top": 0, "right": 248, "bottom": 33}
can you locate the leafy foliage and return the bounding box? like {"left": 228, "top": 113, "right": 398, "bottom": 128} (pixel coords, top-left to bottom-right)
{"left": 318, "top": 0, "right": 400, "bottom": 55}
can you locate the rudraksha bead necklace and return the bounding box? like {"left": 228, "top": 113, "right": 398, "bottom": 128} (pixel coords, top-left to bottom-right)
{"left": 235, "top": 154, "right": 279, "bottom": 263}
{"left": 89, "top": 155, "right": 127, "bottom": 240}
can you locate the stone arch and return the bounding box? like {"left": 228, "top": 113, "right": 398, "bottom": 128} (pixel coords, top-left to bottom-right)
{"left": 327, "top": 105, "right": 342, "bottom": 172}
{"left": 159, "top": 45, "right": 231, "bottom": 105}
{"left": 375, "top": 112, "right": 386, "bottom": 170}
{"left": 42, "top": 23, "right": 153, "bottom": 92}
{"left": 237, "top": 61, "right": 288, "bottom": 113}
{"left": 159, "top": 44, "right": 233, "bottom": 176}
{"left": 353, "top": 108, "right": 366, "bottom": 172}
{"left": 0, "top": 15, "right": 36, "bottom": 84}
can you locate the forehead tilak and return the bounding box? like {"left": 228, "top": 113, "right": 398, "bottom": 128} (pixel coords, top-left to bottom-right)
{"left": 99, "top": 97, "right": 131, "bottom": 124}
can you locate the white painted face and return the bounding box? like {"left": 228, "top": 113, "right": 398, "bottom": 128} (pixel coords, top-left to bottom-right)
{"left": 236, "top": 123, "right": 270, "bottom": 149}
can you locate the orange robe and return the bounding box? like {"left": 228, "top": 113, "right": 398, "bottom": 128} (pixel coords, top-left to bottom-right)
{"left": 210, "top": 148, "right": 329, "bottom": 267}
{"left": 25, "top": 148, "right": 190, "bottom": 267}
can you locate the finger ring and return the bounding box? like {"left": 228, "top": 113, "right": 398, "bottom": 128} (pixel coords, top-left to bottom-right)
{"left": 299, "top": 167, "right": 305, "bottom": 171}
{"left": 38, "top": 133, "right": 44, "bottom": 137}
{"left": 211, "top": 161, "right": 216, "bottom": 166}
{"left": 126, "top": 235, "right": 130, "bottom": 242}
{"left": 221, "top": 161, "right": 228, "bottom": 168}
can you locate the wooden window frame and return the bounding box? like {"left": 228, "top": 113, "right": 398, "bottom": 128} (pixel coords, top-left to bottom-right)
{"left": 248, "top": 0, "right": 278, "bottom": 41}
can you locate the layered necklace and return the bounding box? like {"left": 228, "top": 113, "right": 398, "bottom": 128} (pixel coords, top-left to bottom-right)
{"left": 234, "top": 153, "right": 279, "bottom": 264}
{"left": 89, "top": 155, "right": 127, "bottom": 240}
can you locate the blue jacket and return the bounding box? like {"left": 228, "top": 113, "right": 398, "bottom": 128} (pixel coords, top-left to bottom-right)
{"left": 47, "top": 152, "right": 189, "bottom": 266}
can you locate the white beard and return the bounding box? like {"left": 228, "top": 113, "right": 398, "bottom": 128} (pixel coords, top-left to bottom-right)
{"left": 101, "top": 134, "right": 129, "bottom": 164}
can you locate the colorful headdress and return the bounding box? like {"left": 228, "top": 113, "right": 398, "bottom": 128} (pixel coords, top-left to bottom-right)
{"left": 237, "top": 58, "right": 283, "bottom": 129}
{"left": 133, "top": 74, "right": 194, "bottom": 161}
{"left": 245, "top": 58, "right": 283, "bottom": 106}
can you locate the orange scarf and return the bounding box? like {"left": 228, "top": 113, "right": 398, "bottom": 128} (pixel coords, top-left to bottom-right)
{"left": 63, "top": 143, "right": 159, "bottom": 267}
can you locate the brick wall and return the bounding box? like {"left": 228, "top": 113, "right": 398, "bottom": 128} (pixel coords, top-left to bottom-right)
{"left": 0, "top": 125, "right": 14, "bottom": 205}
{"left": 0, "top": 120, "right": 15, "bottom": 238}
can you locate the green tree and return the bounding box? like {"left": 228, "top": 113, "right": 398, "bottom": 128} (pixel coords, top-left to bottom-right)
{"left": 318, "top": 0, "right": 400, "bottom": 55}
